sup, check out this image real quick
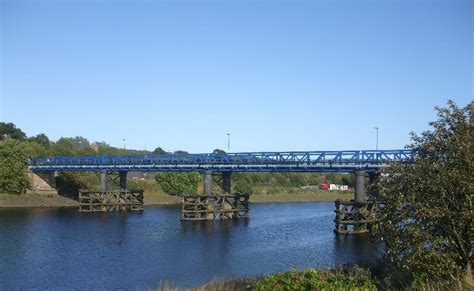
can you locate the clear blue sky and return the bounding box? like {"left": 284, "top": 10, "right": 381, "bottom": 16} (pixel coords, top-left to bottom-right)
{"left": 1, "top": 0, "right": 472, "bottom": 153}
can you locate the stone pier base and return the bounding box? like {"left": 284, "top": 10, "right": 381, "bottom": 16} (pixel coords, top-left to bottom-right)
{"left": 26, "top": 170, "right": 58, "bottom": 196}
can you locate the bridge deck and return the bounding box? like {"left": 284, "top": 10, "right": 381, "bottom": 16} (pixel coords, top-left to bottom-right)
{"left": 29, "top": 150, "right": 413, "bottom": 173}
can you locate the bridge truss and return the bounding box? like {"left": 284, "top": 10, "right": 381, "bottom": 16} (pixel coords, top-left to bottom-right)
{"left": 30, "top": 150, "right": 414, "bottom": 173}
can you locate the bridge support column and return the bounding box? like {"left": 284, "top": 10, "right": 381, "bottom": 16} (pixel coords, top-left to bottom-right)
{"left": 100, "top": 171, "right": 107, "bottom": 192}
{"left": 119, "top": 171, "right": 128, "bottom": 191}
{"left": 354, "top": 171, "right": 368, "bottom": 202}
{"left": 222, "top": 172, "right": 231, "bottom": 194}
{"left": 27, "top": 170, "right": 58, "bottom": 196}
{"left": 204, "top": 171, "right": 212, "bottom": 195}
{"left": 334, "top": 170, "right": 377, "bottom": 234}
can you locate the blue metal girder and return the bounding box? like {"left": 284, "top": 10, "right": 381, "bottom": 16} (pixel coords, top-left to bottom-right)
{"left": 29, "top": 150, "right": 414, "bottom": 173}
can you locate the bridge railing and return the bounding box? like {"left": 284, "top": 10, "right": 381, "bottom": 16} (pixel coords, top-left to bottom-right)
{"left": 30, "top": 150, "right": 414, "bottom": 168}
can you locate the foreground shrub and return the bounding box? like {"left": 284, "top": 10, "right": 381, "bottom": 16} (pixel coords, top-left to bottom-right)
{"left": 254, "top": 267, "right": 377, "bottom": 290}
{"left": 0, "top": 138, "right": 29, "bottom": 194}
{"left": 375, "top": 101, "right": 473, "bottom": 284}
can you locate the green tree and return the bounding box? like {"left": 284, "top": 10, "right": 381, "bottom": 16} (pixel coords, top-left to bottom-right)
{"left": 153, "top": 147, "right": 167, "bottom": 155}
{"left": 288, "top": 173, "right": 305, "bottom": 186}
{"left": 376, "top": 101, "right": 473, "bottom": 284}
{"left": 51, "top": 137, "right": 95, "bottom": 156}
{"left": 96, "top": 141, "right": 123, "bottom": 156}
{"left": 56, "top": 172, "right": 92, "bottom": 198}
{"left": 0, "top": 139, "right": 29, "bottom": 194}
{"left": 24, "top": 140, "right": 48, "bottom": 157}
{"left": 51, "top": 138, "right": 75, "bottom": 156}
{"left": 212, "top": 149, "right": 226, "bottom": 154}
{"left": 28, "top": 133, "right": 50, "bottom": 149}
{"left": 234, "top": 173, "right": 253, "bottom": 194}
{"left": 155, "top": 172, "right": 200, "bottom": 195}
{"left": 340, "top": 175, "right": 354, "bottom": 188}
{"left": 0, "top": 122, "right": 26, "bottom": 141}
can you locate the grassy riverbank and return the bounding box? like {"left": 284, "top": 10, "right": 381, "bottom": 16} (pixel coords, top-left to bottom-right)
{"left": 138, "top": 180, "right": 352, "bottom": 205}
{"left": 0, "top": 182, "right": 351, "bottom": 208}
{"left": 0, "top": 193, "right": 79, "bottom": 208}
{"left": 250, "top": 185, "right": 351, "bottom": 203}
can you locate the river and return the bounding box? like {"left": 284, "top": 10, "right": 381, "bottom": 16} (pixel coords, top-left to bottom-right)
{"left": 0, "top": 202, "right": 381, "bottom": 289}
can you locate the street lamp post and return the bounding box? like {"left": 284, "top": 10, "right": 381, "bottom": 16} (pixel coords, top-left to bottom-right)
{"left": 374, "top": 127, "right": 379, "bottom": 150}
{"left": 123, "top": 139, "right": 126, "bottom": 151}
{"left": 226, "top": 133, "right": 230, "bottom": 152}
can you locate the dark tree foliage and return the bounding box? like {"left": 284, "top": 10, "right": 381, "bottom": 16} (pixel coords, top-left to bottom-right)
{"left": 376, "top": 101, "right": 473, "bottom": 283}
{"left": 0, "top": 122, "right": 26, "bottom": 141}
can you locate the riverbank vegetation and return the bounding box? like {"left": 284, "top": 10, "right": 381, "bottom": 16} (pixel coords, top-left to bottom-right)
{"left": 372, "top": 100, "right": 473, "bottom": 288}
{"left": 253, "top": 267, "right": 377, "bottom": 290}
{"left": 177, "top": 265, "right": 471, "bottom": 291}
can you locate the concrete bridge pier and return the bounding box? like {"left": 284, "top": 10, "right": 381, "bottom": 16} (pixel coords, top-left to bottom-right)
{"left": 27, "top": 170, "right": 58, "bottom": 195}
{"left": 222, "top": 172, "right": 231, "bottom": 194}
{"left": 354, "top": 171, "right": 368, "bottom": 202}
{"left": 119, "top": 171, "right": 128, "bottom": 190}
{"left": 204, "top": 171, "right": 212, "bottom": 195}
{"left": 335, "top": 170, "right": 374, "bottom": 234}
{"left": 100, "top": 171, "right": 107, "bottom": 192}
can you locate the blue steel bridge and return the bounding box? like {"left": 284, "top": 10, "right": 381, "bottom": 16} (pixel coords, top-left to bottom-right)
{"left": 29, "top": 150, "right": 413, "bottom": 173}
{"left": 29, "top": 149, "right": 414, "bottom": 216}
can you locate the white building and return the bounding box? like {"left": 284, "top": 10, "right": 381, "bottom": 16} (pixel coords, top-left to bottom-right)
{"left": 329, "top": 184, "right": 349, "bottom": 191}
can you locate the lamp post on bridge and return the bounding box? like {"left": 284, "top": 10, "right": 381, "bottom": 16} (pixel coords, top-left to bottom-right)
{"left": 227, "top": 133, "right": 230, "bottom": 152}
{"left": 374, "top": 127, "right": 379, "bottom": 150}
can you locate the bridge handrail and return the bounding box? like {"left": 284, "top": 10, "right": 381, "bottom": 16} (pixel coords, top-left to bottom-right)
{"left": 29, "top": 150, "right": 414, "bottom": 167}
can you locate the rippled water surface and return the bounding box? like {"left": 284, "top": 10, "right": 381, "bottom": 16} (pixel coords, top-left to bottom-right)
{"left": 0, "top": 202, "right": 380, "bottom": 289}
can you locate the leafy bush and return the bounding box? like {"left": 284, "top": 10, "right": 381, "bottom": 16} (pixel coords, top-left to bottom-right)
{"left": 56, "top": 172, "right": 97, "bottom": 198}
{"left": 155, "top": 172, "right": 200, "bottom": 195}
{"left": 234, "top": 173, "right": 254, "bottom": 194}
{"left": 254, "top": 268, "right": 377, "bottom": 290}
{"left": 376, "top": 101, "right": 473, "bottom": 284}
{"left": 0, "top": 139, "right": 29, "bottom": 194}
